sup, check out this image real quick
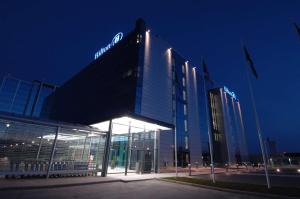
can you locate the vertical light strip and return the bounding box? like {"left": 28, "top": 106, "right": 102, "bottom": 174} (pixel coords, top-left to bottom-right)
{"left": 220, "top": 88, "right": 232, "bottom": 165}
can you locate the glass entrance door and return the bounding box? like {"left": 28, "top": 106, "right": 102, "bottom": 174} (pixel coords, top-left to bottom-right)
{"left": 108, "top": 134, "right": 128, "bottom": 173}
{"left": 104, "top": 118, "right": 161, "bottom": 175}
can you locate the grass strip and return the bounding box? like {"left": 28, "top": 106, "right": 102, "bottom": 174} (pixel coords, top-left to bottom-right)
{"left": 163, "top": 177, "right": 300, "bottom": 198}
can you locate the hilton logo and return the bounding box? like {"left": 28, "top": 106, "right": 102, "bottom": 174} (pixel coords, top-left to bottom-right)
{"left": 223, "top": 86, "right": 237, "bottom": 100}
{"left": 94, "top": 32, "right": 123, "bottom": 60}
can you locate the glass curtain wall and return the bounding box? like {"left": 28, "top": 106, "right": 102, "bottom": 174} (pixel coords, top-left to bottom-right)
{"left": 108, "top": 122, "right": 158, "bottom": 174}
{"left": 0, "top": 75, "right": 56, "bottom": 118}
{"left": 0, "top": 117, "right": 106, "bottom": 177}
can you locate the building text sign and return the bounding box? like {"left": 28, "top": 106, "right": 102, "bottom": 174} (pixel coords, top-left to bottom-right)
{"left": 224, "top": 86, "right": 237, "bottom": 100}
{"left": 94, "top": 32, "right": 123, "bottom": 60}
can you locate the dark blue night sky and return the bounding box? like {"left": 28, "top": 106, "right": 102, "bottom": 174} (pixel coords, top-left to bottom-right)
{"left": 1, "top": 0, "right": 299, "bottom": 154}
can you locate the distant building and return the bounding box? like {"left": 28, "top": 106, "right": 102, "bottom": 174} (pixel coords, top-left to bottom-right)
{"left": 208, "top": 87, "right": 248, "bottom": 165}
{"left": 0, "top": 75, "right": 56, "bottom": 117}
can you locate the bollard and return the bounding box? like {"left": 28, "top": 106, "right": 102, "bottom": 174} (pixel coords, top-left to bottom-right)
{"left": 188, "top": 164, "right": 191, "bottom": 176}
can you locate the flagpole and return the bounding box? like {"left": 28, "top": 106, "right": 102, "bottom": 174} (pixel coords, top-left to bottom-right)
{"left": 244, "top": 62, "right": 271, "bottom": 189}
{"left": 202, "top": 59, "right": 215, "bottom": 183}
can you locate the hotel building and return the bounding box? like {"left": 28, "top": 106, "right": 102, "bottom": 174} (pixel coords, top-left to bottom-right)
{"left": 208, "top": 87, "right": 248, "bottom": 166}
{"left": 0, "top": 19, "right": 248, "bottom": 178}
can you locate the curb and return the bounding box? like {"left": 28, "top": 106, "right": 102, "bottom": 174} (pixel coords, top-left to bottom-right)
{"left": 0, "top": 178, "right": 156, "bottom": 191}
{"left": 158, "top": 178, "right": 298, "bottom": 199}
{"left": 0, "top": 179, "right": 121, "bottom": 191}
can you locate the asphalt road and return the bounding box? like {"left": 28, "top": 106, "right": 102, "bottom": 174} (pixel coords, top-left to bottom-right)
{"left": 0, "top": 179, "right": 269, "bottom": 199}
{"left": 193, "top": 172, "right": 300, "bottom": 188}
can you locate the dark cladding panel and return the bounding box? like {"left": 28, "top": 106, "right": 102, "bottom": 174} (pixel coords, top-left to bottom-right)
{"left": 46, "top": 31, "right": 139, "bottom": 125}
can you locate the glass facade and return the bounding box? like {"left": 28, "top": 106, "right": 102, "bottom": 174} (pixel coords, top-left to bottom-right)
{"left": 0, "top": 115, "right": 106, "bottom": 177}
{"left": 171, "top": 53, "right": 190, "bottom": 167}
{"left": 91, "top": 116, "right": 170, "bottom": 175}
{"left": 0, "top": 75, "right": 56, "bottom": 118}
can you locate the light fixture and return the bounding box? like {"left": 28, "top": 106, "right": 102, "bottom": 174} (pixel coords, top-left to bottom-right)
{"left": 6, "top": 123, "right": 10, "bottom": 128}
{"left": 297, "top": 169, "right": 300, "bottom": 173}
{"left": 147, "top": 29, "right": 150, "bottom": 33}
{"left": 276, "top": 168, "right": 280, "bottom": 172}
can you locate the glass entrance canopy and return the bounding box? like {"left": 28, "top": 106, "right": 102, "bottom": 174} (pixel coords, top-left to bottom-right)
{"left": 90, "top": 116, "right": 172, "bottom": 133}
{"left": 91, "top": 116, "right": 172, "bottom": 175}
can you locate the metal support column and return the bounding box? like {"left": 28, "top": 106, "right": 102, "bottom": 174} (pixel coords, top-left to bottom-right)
{"left": 9, "top": 80, "right": 21, "bottom": 112}
{"left": 157, "top": 130, "right": 160, "bottom": 173}
{"left": 0, "top": 76, "right": 7, "bottom": 93}
{"left": 47, "top": 127, "right": 59, "bottom": 178}
{"left": 36, "top": 136, "right": 43, "bottom": 161}
{"left": 101, "top": 120, "right": 112, "bottom": 177}
{"left": 125, "top": 121, "right": 131, "bottom": 176}
{"left": 154, "top": 129, "right": 157, "bottom": 173}
{"left": 30, "top": 81, "right": 43, "bottom": 117}
{"left": 23, "top": 83, "right": 34, "bottom": 115}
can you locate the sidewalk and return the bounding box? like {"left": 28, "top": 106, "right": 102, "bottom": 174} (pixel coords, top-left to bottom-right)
{"left": 0, "top": 168, "right": 233, "bottom": 191}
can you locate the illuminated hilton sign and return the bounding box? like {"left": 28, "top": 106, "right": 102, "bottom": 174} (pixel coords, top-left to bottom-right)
{"left": 223, "top": 86, "right": 237, "bottom": 100}
{"left": 94, "top": 32, "right": 123, "bottom": 60}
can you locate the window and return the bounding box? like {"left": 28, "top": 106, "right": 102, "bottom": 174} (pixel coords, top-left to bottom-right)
{"left": 183, "top": 90, "right": 186, "bottom": 101}
{"left": 184, "top": 105, "right": 187, "bottom": 115}
{"left": 184, "top": 120, "right": 188, "bottom": 132}
{"left": 182, "top": 65, "right": 185, "bottom": 74}
{"left": 214, "top": 134, "right": 222, "bottom": 142}
{"left": 137, "top": 34, "right": 142, "bottom": 43}
{"left": 185, "top": 136, "right": 189, "bottom": 149}
{"left": 182, "top": 77, "right": 185, "bottom": 87}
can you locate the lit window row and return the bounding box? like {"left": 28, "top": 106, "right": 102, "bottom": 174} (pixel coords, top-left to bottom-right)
{"left": 137, "top": 34, "right": 142, "bottom": 43}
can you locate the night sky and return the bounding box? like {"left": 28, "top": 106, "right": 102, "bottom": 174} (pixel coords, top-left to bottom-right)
{"left": 1, "top": 0, "right": 300, "bottom": 154}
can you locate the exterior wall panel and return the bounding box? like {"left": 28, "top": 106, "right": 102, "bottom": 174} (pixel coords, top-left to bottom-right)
{"left": 44, "top": 31, "right": 140, "bottom": 125}
{"left": 140, "top": 34, "right": 173, "bottom": 124}
{"left": 186, "top": 65, "right": 202, "bottom": 165}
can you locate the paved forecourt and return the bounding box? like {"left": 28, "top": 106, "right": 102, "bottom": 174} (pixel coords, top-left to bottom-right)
{"left": 0, "top": 179, "right": 270, "bottom": 199}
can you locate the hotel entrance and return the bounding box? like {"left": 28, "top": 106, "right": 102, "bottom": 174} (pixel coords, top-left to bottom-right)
{"left": 91, "top": 116, "right": 172, "bottom": 176}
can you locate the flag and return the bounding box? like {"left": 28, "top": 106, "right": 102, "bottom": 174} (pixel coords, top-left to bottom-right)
{"left": 243, "top": 46, "right": 258, "bottom": 79}
{"left": 293, "top": 22, "right": 300, "bottom": 38}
